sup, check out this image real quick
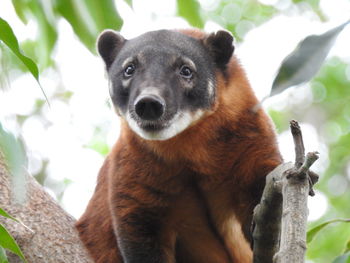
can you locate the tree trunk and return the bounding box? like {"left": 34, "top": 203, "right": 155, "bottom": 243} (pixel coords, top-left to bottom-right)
{"left": 0, "top": 157, "right": 93, "bottom": 263}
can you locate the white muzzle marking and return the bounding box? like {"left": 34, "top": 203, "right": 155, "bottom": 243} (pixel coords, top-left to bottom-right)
{"left": 126, "top": 110, "right": 204, "bottom": 141}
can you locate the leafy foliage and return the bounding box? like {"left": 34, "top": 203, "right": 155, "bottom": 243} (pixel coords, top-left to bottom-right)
{"left": 0, "top": 17, "right": 39, "bottom": 80}
{"left": 271, "top": 20, "right": 350, "bottom": 95}
{"left": 0, "top": 246, "right": 9, "bottom": 263}
{"left": 56, "top": 0, "right": 123, "bottom": 53}
{"left": 0, "top": 17, "right": 48, "bottom": 102}
{"left": 177, "top": 0, "right": 204, "bottom": 28}
{"left": 345, "top": 240, "right": 350, "bottom": 253}
{"left": 307, "top": 219, "right": 350, "bottom": 243}
{"left": 198, "top": 0, "right": 277, "bottom": 41}
{"left": 269, "top": 55, "right": 350, "bottom": 262}
{"left": 0, "top": 225, "right": 27, "bottom": 263}
{"left": 0, "top": 208, "right": 20, "bottom": 223}
{"left": 332, "top": 252, "right": 350, "bottom": 263}
{"left": 0, "top": 123, "right": 27, "bottom": 184}
{"left": 12, "top": 0, "right": 57, "bottom": 68}
{"left": 0, "top": 208, "right": 27, "bottom": 263}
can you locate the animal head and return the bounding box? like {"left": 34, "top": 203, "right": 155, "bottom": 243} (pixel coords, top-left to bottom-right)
{"left": 98, "top": 29, "right": 234, "bottom": 140}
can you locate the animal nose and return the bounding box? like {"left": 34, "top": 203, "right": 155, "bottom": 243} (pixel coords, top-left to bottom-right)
{"left": 134, "top": 95, "right": 165, "bottom": 120}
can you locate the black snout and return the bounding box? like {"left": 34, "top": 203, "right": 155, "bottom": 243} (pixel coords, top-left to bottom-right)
{"left": 134, "top": 95, "right": 165, "bottom": 121}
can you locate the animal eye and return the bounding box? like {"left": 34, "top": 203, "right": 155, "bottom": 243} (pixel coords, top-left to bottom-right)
{"left": 124, "top": 64, "right": 135, "bottom": 77}
{"left": 179, "top": 65, "right": 193, "bottom": 79}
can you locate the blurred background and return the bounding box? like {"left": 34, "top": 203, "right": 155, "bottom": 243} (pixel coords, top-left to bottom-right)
{"left": 0, "top": 0, "right": 349, "bottom": 262}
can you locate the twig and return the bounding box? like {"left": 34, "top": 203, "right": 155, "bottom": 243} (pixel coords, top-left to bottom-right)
{"left": 290, "top": 121, "right": 319, "bottom": 195}
{"left": 290, "top": 120, "right": 305, "bottom": 168}
{"left": 298, "top": 152, "right": 319, "bottom": 175}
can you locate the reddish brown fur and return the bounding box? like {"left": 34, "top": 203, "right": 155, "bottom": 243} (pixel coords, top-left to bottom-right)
{"left": 76, "top": 29, "right": 282, "bottom": 263}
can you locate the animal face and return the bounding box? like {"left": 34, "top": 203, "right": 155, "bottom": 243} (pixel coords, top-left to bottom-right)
{"left": 98, "top": 29, "right": 234, "bottom": 140}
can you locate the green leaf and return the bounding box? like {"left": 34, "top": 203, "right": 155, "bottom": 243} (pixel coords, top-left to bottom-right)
{"left": 55, "top": 0, "right": 123, "bottom": 53}
{"left": 124, "top": 0, "right": 132, "bottom": 7}
{"left": 307, "top": 218, "right": 350, "bottom": 244}
{"left": 27, "top": 0, "right": 58, "bottom": 68}
{"left": 55, "top": 0, "right": 96, "bottom": 52}
{"left": 0, "top": 224, "right": 27, "bottom": 263}
{"left": 345, "top": 240, "right": 350, "bottom": 253}
{"left": 0, "top": 123, "right": 27, "bottom": 178}
{"left": 0, "top": 16, "right": 49, "bottom": 103}
{"left": 0, "top": 246, "right": 9, "bottom": 263}
{"left": 177, "top": 0, "right": 204, "bottom": 28}
{"left": 86, "top": 139, "right": 110, "bottom": 156}
{"left": 11, "top": 0, "right": 28, "bottom": 24}
{"left": 0, "top": 17, "right": 39, "bottom": 79}
{"left": 11, "top": 0, "right": 57, "bottom": 68}
{"left": 0, "top": 209, "right": 19, "bottom": 223}
{"left": 0, "top": 123, "right": 27, "bottom": 203}
{"left": 0, "top": 208, "right": 32, "bottom": 237}
{"left": 332, "top": 252, "right": 350, "bottom": 263}
{"left": 84, "top": 0, "right": 123, "bottom": 32}
{"left": 271, "top": 20, "right": 350, "bottom": 96}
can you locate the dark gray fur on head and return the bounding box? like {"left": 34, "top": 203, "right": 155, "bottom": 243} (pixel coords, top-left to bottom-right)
{"left": 97, "top": 29, "right": 234, "bottom": 140}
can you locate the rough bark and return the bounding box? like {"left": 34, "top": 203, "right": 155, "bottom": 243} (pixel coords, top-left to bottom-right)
{"left": 253, "top": 120, "right": 319, "bottom": 263}
{"left": 252, "top": 162, "right": 293, "bottom": 263}
{"left": 274, "top": 152, "right": 318, "bottom": 263}
{"left": 0, "top": 157, "right": 93, "bottom": 263}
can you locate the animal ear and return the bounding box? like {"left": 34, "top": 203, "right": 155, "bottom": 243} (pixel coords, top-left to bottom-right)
{"left": 97, "top": 30, "right": 126, "bottom": 69}
{"left": 203, "top": 30, "right": 234, "bottom": 68}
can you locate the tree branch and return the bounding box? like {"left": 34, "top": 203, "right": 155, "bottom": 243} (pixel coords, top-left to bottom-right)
{"left": 252, "top": 162, "right": 293, "bottom": 263}
{"left": 0, "top": 158, "right": 93, "bottom": 263}
{"left": 290, "top": 120, "right": 305, "bottom": 168}
{"left": 275, "top": 151, "right": 319, "bottom": 263}
{"left": 252, "top": 120, "right": 319, "bottom": 263}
